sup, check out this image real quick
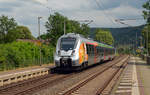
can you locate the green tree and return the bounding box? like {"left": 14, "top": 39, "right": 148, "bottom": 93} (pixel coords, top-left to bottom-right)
{"left": 45, "top": 12, "right": 90, "bottom": 46}
{"left": 143, "top": 0, "right": 150, "bottom": 24}
{"left": 94, "top": 29, "right": 114, "bottom": 45}
{"left": 142, "top": 0, "right": 150, "bottom": 54}
{"left": 0, "top": 15, "right": 17, "bottom": 43}
{"left": 16, "top": 26, "right": 34, "bottom": 39}
{"left": 39, "top": 34, "right": 48, "bottom": 40}
{"left": 0, "top": 42, "right": 54, "bottom": 71}
{"left": 5, "top": 26, "right": 35, "bottom": 42}
{"left": 141, "top": 25, "right": 150, "bottom": 53}
{"left": 67, "top": 20, "right": 90, "bottom": 37}
{"left": 45, "top": 13, "right": 67, "bottom": 46}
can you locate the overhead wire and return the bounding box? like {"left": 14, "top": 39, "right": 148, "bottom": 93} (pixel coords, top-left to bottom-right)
{"left": 118, "top": 18, "right": 144, "bottom": 21}
{"left": 94, "top": 0, "right": 119, "bottom": 27}
{"left": 94, "top": 0, "right": 145, "bottom": 28}
{"left": 94, "top": 0, "right": 145, "bottom": 48}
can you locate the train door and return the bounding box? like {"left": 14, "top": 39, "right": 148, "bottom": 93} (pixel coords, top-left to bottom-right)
{"left": 94, "top": 46, "right": 97, "bottom": 64}
{"left": 79, "top": 43, "right": 85, "bottom": 64}
{"left": 104, "top": 48, "right": 106, "bottom": 60}
{"left": 83, "top": 43, "right": 88, "bottom": 63}
{"left": 79, "top": 43, "right": 88, "bottom": 65}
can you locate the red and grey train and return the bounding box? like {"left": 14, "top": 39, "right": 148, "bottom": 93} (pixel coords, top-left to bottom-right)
{"left": 54, "top": 33, "right": 116, "bottom": 70}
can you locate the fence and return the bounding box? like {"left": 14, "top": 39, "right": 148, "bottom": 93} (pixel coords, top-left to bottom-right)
{"left": 0, "top": 56, "right": 53, "bottom": 71}
{"left": 140, "top": 54, "right": 150, "bottom": 65}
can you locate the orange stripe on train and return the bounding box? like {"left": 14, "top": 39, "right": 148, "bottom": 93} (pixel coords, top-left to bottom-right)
{"left": 79, "top": 43, "right": 88, "bottom": 64}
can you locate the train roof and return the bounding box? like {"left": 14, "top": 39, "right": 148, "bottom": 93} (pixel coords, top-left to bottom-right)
{"left": 61, "top": 33, "right": 114, "bottom": 49}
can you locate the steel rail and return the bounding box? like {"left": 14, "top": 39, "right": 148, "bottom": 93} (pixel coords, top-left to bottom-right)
{"left": 96, "top": 57, "right": 129, "bottom": 95}
{"left": 61, "top": 56, "right": 128, "bottom": 95}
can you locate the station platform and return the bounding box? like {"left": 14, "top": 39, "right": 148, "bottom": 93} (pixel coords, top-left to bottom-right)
{"left": 111, "top": 56, "right": 149, "bottom": 95}
{"left": 136, "top": 57, "right": 150, "bottom": 95}
{"left": 0, "top": 64, "right": 54, "bottom": 86}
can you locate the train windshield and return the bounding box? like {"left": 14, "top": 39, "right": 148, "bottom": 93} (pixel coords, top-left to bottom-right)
{"left": 60, "top": 37, "right": 76, "bottom": 51}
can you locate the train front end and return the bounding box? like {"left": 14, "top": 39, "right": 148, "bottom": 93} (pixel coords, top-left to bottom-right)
{"left": 54, "top": 34, "right": 80, "bottom": 70}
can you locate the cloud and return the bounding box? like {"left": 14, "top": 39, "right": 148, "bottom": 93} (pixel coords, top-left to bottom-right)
{"left": 66, "top": 4, "right": 145, "bottom": 28}
{"left": 0, "top": 8, "right": 12, "bottom": 12}
{"left": 44, "top": 0, "right": 97, "bottom": 11}
{"left": 0, "top": 0, "right": 146, "bottom": 37}
{"left": 33, "top": 0, "right": 48, "bottom": 4}
{"left": 110, "top": 5, "right": 142, "bottom": 18}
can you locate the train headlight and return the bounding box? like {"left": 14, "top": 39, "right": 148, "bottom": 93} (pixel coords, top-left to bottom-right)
{"left": 71, "top": 50, "right": 75, "bottom": 56}
{"left": 58, "top": 50, "right": 61, "bottom": 56}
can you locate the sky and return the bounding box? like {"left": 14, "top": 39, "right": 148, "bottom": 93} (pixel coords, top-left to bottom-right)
{"left": 0, "top": 0, "right": 147, "bottom": 37}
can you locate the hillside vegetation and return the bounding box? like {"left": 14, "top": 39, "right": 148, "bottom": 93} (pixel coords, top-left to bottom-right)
{"left": 90, "top": 25, "right": 145, "bottom": 47}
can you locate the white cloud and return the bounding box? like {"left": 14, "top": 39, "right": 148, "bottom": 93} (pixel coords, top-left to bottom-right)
{"left": 110, "top": 5, "right": 142, "bottom": 17}
{"left": 33, "top": 0, "right": 48, "bottom": 4}
{"left": 44, "top": 0, "right": 96, "bottom": 11}
{"left": 65, "top": 4, "right": 145, "bottom": 28}
{"left": 0, "top": 0, "right": 146, "bottom": 37}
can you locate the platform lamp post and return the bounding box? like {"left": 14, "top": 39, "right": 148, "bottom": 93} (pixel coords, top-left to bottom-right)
{"left": 38, "top": 16, "right": 42, "bottom": 66}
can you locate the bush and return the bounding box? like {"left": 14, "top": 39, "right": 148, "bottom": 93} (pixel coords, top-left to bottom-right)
{"left": 0, "top": 41, "right": 54, "bottom": 71}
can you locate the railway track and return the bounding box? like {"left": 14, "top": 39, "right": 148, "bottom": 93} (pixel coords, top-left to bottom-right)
{"left": 0, "top": 73, "right": 56, "bottom": 91}
{"left": 0, "top": 73, "right": 74, "bottom": 95}
{"left": 59, "top": 55, "right": 129, "bottom": 95}
{"left": 96, "top": 56, "right": 129, "bottom": 95}
{"left": 0, "top": 56, "right": 127, "bottom": 95}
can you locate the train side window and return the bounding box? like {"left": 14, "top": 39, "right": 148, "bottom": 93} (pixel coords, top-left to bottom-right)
{"left": 107, "top": 48, "right": 109, "bottom": 55}
{"left": 99, "top": 47, "right": 102, "bottom": 54}
{"left": 110, "top": 49, "right": 111, "bottom": 54}
{"left": 88, "top": 45, "right": 90, "bottom": 54}
{"left": 105, "top": 48, "right": 107, "bottom": 55}
{"left": 94, "top": 46, "right": 96, "bottom": 54}
{"left": 97, "top": 47, "right": 99, "bottom": 54}
{"left": 102, "top": 47, "right": 104, "bottom": 53}
{"left": 88, "top": 45, "right": 90, "bottom": 55}
{"left": 105, "top": 48, "right": 106, "bottom": 55}
{"left": 100, "top": 47, "right": 102, "bottom": 53}
{"left": 110, "top": 49, "right": 112, "bottom": 54}
{"left": 90, "top": 45, "right": 93, "bottom": 55}
{"left": 88, "top": 44, "right": 91, "bottom": 55}
{"left": 98, "top": 47, "right": 100, "bottom": 54}
{"left": 98, "top": 46, "right": 100, "bottom": 54}
{"left": 92, "top": 45, "right": 94, "bottom": 55}
{"left": 89, "top": 45, "right": 91, "bottom": 55}
{"left": 99, "top": 47, "right": 101, "bottom": 54}
{"left": 86, "top": 44, "right": 89, "bottom": 54}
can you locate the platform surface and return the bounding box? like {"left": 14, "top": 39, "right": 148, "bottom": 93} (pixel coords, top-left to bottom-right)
{"left": 111, "top": 56, "right": 150, "bottom": 95}
{"left": 135, "top": 57, "right": 150, "bottom": 95}
{"left": 0, "top": 64, "right": 54, "bottom": 79}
